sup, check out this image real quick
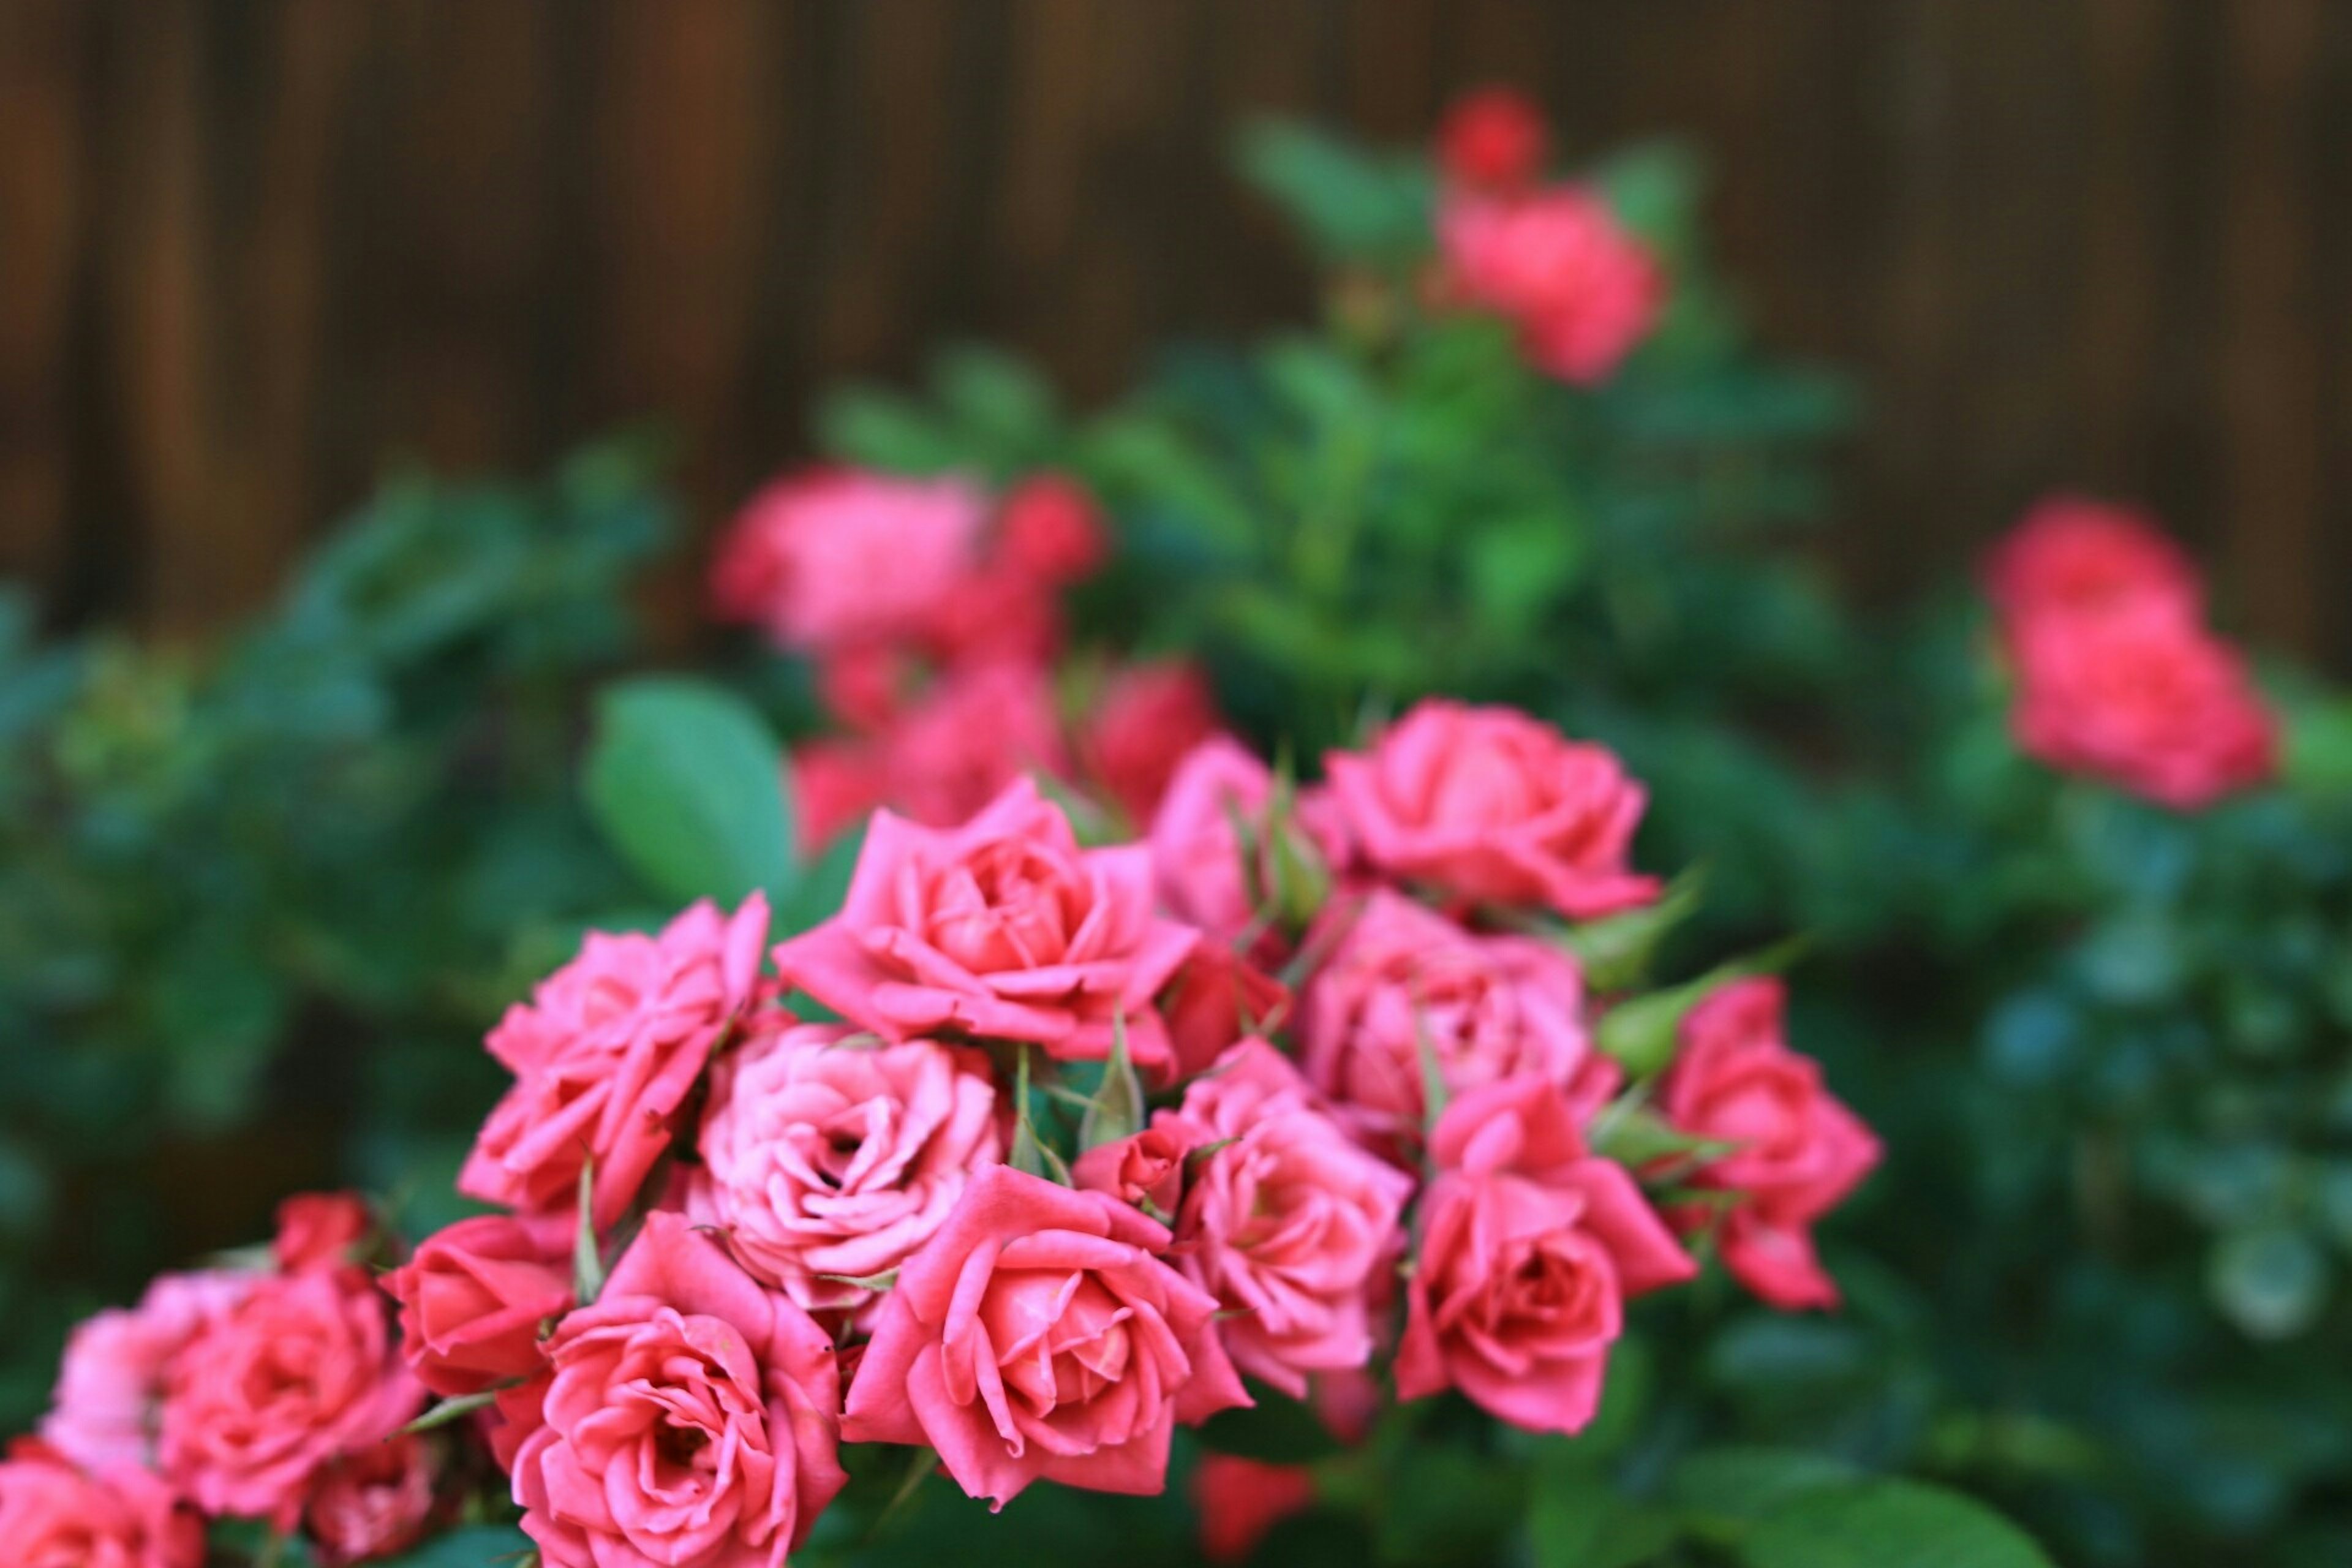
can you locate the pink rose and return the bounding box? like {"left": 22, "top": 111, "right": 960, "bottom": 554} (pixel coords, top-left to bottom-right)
{"left": 42, "top": 1270, "right": 255, "bottom": 1473}
{"left": 158, "top": 1268, "right": 424, "bottom": 1525}
{"left": 304, "top": 1434, "right": 438, "bottom": 1566}
{"left": 1438, "top": 186, "right": 1662, "bottom": 385}
{"left": 1150, "top": 738, "right": 1277, "bottom": 946}
{"left": 1161, "top": 943, "right": 1291, "bottom": 1083}
{"left": 813, "top": 644, "right": 915, "bottom": 731}
{"left": 774, "top": 779, "right": 1197, "bottom": 1071}
{"left": 0, "top": 1444, "right": 200, "bottom": 1568}
{"left": 791, "top": 740, "right": 889, "bottom": 855}
{"left": 876, "top": 660, "right": 1071, "bottom": 831}
{"left": 1079, "top": 661, "right": 1226, "bottom": 827}
{"left": 1072, "top": 1125, "right": 1191, "bottom": 1219}
{"left": 1193, "top": 1454, "right": 1317, "bottom": 1564}
{"left": 1397, "top": 1076, "right": 1692, "bottom": 1434}
{"left": 842, "top": 1164, "right": 1248, "bottom": 1507}
{"left": 1436, "top": 86, "right": 1549, "bottom": 191}
{"left": 688, "top": 1022, "right": 1001, "bottom": 1322}
{"left": 513, "top": 1213, "right": 846, "bottom": 1568}
{"left": 1984, "top": 495, "right": 2201, "bottom": 628}
{"left": 274, "top": 1191, "right": 375, "bottom": 1275}
{"left": 461, "top": 894, "right": 769, "bottom": 1228}
{"left": 381, "top": 1213, "right": 573, "bottom": 1398}
{"left": 1298, "top": 890, "right": 1600, "bottom": 1145}
{"left": 1166, "top": 1041, "right": 1413, "bottom": 1395}
{"left": 2007, "top": 603, "right": 2277, "bottom": 811}
{"left": 1661, "top": 979, "right": 1881, "bottom": 1311}
{"left": 998, "top": 472, "right": 1109, "bottom": 585}
{"left": 710, "top": 469, "right": 987, "bottom": 652}
{"left": 1324, "top": 701, "right": 1659, "bottom": 918}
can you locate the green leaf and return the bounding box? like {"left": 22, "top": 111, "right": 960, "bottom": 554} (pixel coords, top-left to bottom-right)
{"left": 1195, "top": 1387, "right": 1344, "bottom": 1464}
{"left": 1008, "top": 1048, "right": 1071, "bottom": 1185}
{"left": 1738, "top": 1479, "right": 2054, "bottom": 1568}
{"left": 1078, "top": 1011, "right": 1145, "bottom": 1151}
{"left": 1231, "top": 119, "right": 1434, "bottom": 265}
{"left": 574, "top": 1159, "right": 605, "bottom": 1305}
{"left": 1596, "top": 939, "right": 1807, "bottom": 1079}
{"left": 372, "top": 1525, "right": 535, "bottom": 1567}
{"left": 1559, "top": 867, "right": 1706, "bottom": 990}
{"left": 1662, "top": 1446, "right": 1860, "bottom": 1529}
{"left": 581, "top": 677, "right": 794, "bottom": 907}
{"left": 401, "top": 1389, "right": 500, "bottom": 1434}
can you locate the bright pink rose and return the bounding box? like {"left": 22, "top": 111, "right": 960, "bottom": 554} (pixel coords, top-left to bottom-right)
{"left": 274, "top": 1191, "right": 375, "bottom": 1275}
{"left": 1072, "top": 1125, "right": 1192, "bottom": 1220}
{"left": 1662, "top": 979, "right": 1881, "bottom": 1311}
{"left": 1438, "top": 186, "right": 1662, "bottom": 384}
{"left": 876, "top": 660, "right": 1071, "bottom": 831}
{"left": 791, "top": 740, "right": 889, "bottom": 855}
{"left": 1396, "top": 1076, "right": 1692, "bottom": 1434}
{"left": 158, "top": 1268, "right": 424, "bottom": 1526}
{"left": 689, "top": 1022, "right": 1001, "bottom": 1322}
{"left": 1150, "top": 738, "right": 1277, "bottom": 945}
{"left": 998, "top": 472, "right": 1109, "bottom": 584}
{"left": 1079, "top": 662, "right": 1225, "bottom": 827}
{"left": 1166, "top": 1041, "right": 1412, "bottom": 1396}
{"left": 1161, "top": 943, "right": 1291, "bottom": 1083}
{"left": 1194, "top": 1454, "right": 1317, "bottom": 1564}
{"left": 2009, "top": 603, "right": 2277, "bottom": 811}
{"left": 381, "top": 1213, "right": 573, "bottom": 1398}
{"left": 1984, "top": 495, "right": 2201, "bottom": 628}
{"left": 1437, "top": 86, "right": 1548, "bottom": 190}
{"left": 42, "top": 1270, "right": 255, "bottom": 1473}
{"left": 842, "top": 1164, "right": 1248, "bottom": 1507}
{"left": 461, "top": 894, "right": 769, "bottom": 1229}
{"left": 774, "top": 779, "right": 1197, "bottom": 1071}
{"left": 513, "top": 1212, "right": 846, "bottom": 1568}
{"left": 710, "top": 469, "right": 987, "bottom": 652}
{"left": 0, "top": 1444, "right": 200, "bottom": 1568}
{"left": 304, "top": 1434, "right": 438, "bottom": 1566}
{"left": 1298, "top": 890, "right": 1599, "bottom": 1145}
{"left": 1325, "top": 701, "right": 1659, "bottom": 918}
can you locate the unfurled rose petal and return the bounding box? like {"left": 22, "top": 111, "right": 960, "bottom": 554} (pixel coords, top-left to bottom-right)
{"left": 1438, "top": 186, "right": 1662, "bottom": 385}
{"left": 42, "top": 1270, "right": 256, "bottom": 1474}
{"left": 689, "top": 1021, "right": 1001, "bottom": 1324}
{"left": 273, "top": 1191, "right": 375, "bottom": 1275}
{"left": 381, "top": 1213, "right": 573, "bottom": 1398}
{"left": 1325, "top": 701, "right": 1658, "bottom": 918}
{"left": 842, "top": 1165, "right": 1248, "bottom": 1508}
{"left": 0, "top": 1444, "right": 201, "bottom": 1568}
{"left": 304, "top": 1434, "right": 439, "bottom": 1567}
{"left": 1436, "top": 85, "right": 1549, "bottom": 190}
{"left": 1661, "top": 979, "right": 1880, "bottom": 1311}
{"left": 512, "top": 1213, "right": 846, "bottom": 1568}
{"left": 1194, "top": 1454, "right": 1317, "bottom": 1564}
{"left": 1079, "top": 661, "right": 1226, "bottom": 827}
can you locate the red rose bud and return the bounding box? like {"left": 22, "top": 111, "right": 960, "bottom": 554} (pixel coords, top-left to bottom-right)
{"left": 1437, "top": 86, "right": 1550, "bottom": 190}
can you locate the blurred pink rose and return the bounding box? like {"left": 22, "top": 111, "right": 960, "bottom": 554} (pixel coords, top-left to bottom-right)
{"left": 273, "top": 1191, "right": 375, "bottom": 1275}
{"left": 42, "top": 1270, "right": 255, "bottom": 1473}
{"left": 381, "top": 1213, "right": 573, "bottom": 1398}
{"left": 1984, "top": 494, "right": 2201, "bottom": 628}
{"left": 1161, "top": 942, "right": 1291, "bottom": 1084}
{"left": 0, "top": 1444, "right": 200, "bottom": 1568}
{"left": 1079, "top": 661, "right": 1225, "bottom": 827}
{"left": 1438, "top": 185, "right": 1662, "bottom": 384}
{"left": 513, "top": 1213, "right": 845, "bottom": 1568}
{"left": 774, "top": 779, "right": 1197, "bottom": 1071}
{"left": 461, "top": 895, "right": 769, "bottom": 1229}
{"left": 876, "top": 660, "right": 1070, "bottom": 831}
{"left": 1325, "top": 701, "right": 1659, "bottom": 918}
{"left": 1150, "top": 737, "right": 1276, "bottom": 946}
{"left": 791, "top": 740, "right": 889, "bottom": 855}
{"left": 1662, "top": 978, "right": 1880, "bottom": 1311}
{"left": 998, "top": 472, "right": 1109, "bottom": 585}
{"left": 842, "top": 1165, "right": 1248, "bottom": 1507}
{"left": 1437, "top": 85, "right": 1549, "bottom": 191}
{"left": 1194, "top": 1454, "right": 1317, "bottom": 1564}
{"left": 304, "top": 1433, "right": 439, "bottom": 1567}
{"left": 689, "top": 1022, "right": 1001, "bottom": 1323}
{"left": 1396, "top": 1076, "right": 1691, "bottom": 1434}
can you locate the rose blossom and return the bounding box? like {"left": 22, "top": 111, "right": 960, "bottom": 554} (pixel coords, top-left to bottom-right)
{"left": 1298, "top": 889, "right": 1604, "bottom": 1144}
{"left": 1072, "top": 1125, "right": 1191, "bottom": 1219}
{"left": 710, "top": 469, "right": 987, "bottom": 652}
{"left": 1438, "top": 184, "right": 1662, "bottom": 385}
{"left": 304, "top": 1434, "right": 438, "bottom": 1566}
{"left": 513, "top": 1212, "right": 846, "bottom": 1568}
{"left": 0, "top": 1444, "right": 200, "bottom": 1568}
{"left": 461, "top": 894, "right": 769, "bottom": 1228}
{"left": 381, "top": 1213, "right": 573, "bottom": 1398}
{"left": 1161, "top": 942, "right": 1291, "bottom": 1083}
{"left": 41, "top": 1270, "right": 255, "bottom": 1473}
{"left": 998, "top": 472, "right": 1109, "bottom": 584}
{"left": 688, "top": 1022, "right": 1001, "bottom": 1322}
{"left": 1166, "top": 1040, "right": 1413, "bottom": 1395}
{"left": 1325, "top": 700, "right": 1659, "bottom": 918}
{"left": 2007, "top": 602, "right": 2277, "bottom": 811}
{"left": 273, "top": 1191, "right": 374, "bottom": 1274}
{"left": 791, "top": 739, "right": 889, "bottom": 855}
{"left": 1194, "top": 1454, "right": 1317, "bottom": 1564}
{"left": 1437, "top": 86, "right": 1549, "bottom": 190}
{"left": 774, "top": 778, "right": 1197, "bottom": 1071}
{"left": 842, "top": 1164, "right": 1248, "bottom": 1507}
{"left": 1984, "top": 494, "right": 2201, "bottom": 628}
{"left": 1149, "top": 737, "right": 1340, "bottom": 952}
{"left": 1661, "top": 979, "right": 1881, "bottom": 1311}
{"left": 1079, "top": 660, "right": 1226, "bottom": 827}
{"left": 875, "top": 659, "right": 1071, "bottom": 831}
{"left": 158, "top": 1268, "right": 424, "bottom": 1525}
{"left": 1397, "top": 1076, "right": 1692, "bottom": 1434}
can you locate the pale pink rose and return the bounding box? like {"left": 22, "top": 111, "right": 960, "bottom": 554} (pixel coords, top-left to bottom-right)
{"left": 2007, "top": 602, "right": 2277, "bottom": 812}
{"left": 1396, "top": 1076, "right": 1692, "bottom": 1434}
{"left": 273, "top": 1191, "right": 375, "bottom": 1275}
{"left": 997, "top": 472, "right": 1109, "bottom": 585}
{"left": 1297, "top": 890, "right": 1599, "bottom": 1146}
{"left": 875, "top": 660, "right": 1071, "bottom": 831}
{"left": 158, "top": 1268, "right": 424, "bottom": 1526}
{"left": 842, "top": 1164, "right": 1248, "bottom": 1507}
{"left": 773, "top": 779, "right": 1197, "bottom": 1071}
{"left": 1438, "top": 185, "right": 1662, "bottom": 384}
{"left": 710, "top": 469, "right": 988, "bottom": 652}
{"left": 1166, "top": 1041, "right": 1413, "bottom": 1396}
{"left": 1194, "top": 1454, "right": 1317, "bottom": 1564}
{"left": 1985, "top": 494, "right": 2202, "bottom": 628}
{"left": 1072, "top": 1125, "right": 1192, "bottom": 1219}
{"left": 380, "top": 1213, "right": 573, "bottom": 1398}
{"left": 688, "top": 1022, "right": 1001, "bottom": 1322}
{"left": 1079, "top": 661, "right": 1226, "bottom": 827}
{"left": 1662, "top": 979, "right": 1881, "bottom": 1311}
{"left": 304, "top": 1434, "right": 438, "bottom": 1566}
{"left": 461, "top": 895, "right": 769, "bottom": 1229}
{"left": 1161, "top": 943, "right": 1291, "bottom": 1084}
{"left": 513, "top": 1213, "right": 846, "bottom": 1568}
{"left": 0, "top": 1444, "right": 200, "bottom": 1568}
{"left": 1325, "top": 701, "right": 1659, "bottom": 918}
{"left": 1437, "top": 85, "right": 1549, "bottom": 191}
{"left": 42, "top": 1270, "right": 257, "bottom": 1474}
{"left": 791, "top": 740, "right": 888, "bottom": 856}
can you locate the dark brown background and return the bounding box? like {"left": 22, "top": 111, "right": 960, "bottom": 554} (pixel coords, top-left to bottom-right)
{"left": 4, "top": 1, "right": 2348, "bottom": 665}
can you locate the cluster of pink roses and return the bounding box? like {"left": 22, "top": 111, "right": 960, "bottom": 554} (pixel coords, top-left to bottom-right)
{"left": 1988, "top": 496, "right": 2277, "bottom": 810}
{"left": 710, "top": 465, "right": 1223, "bottom": 847}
